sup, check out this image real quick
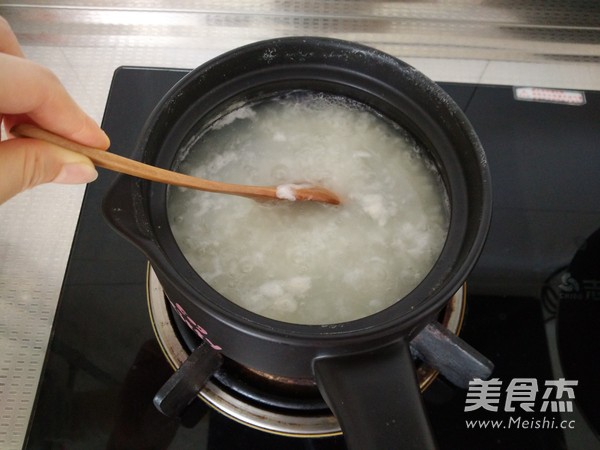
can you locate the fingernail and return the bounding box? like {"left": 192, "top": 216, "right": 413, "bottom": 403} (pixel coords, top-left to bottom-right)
{"left": 53, "top": 163, "right": 98, "bottom": 185}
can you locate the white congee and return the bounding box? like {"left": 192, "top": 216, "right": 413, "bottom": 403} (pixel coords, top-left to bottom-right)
{"left": 168, "top": 92, "right": 449, "bottom": 325}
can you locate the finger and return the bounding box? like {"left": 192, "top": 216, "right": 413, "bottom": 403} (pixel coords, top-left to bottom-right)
{"left": 0, "top": 52, "right": 110, "bottom": 150}
{"left": 0, "top": 16, "right": 24, "bottom": 57}
{"left": 0, "top": 137, "right": 98, "bottom": 204}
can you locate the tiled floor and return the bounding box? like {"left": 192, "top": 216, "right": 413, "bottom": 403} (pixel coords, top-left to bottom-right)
{"left": 0, "top": 2, "right": 599, "bottom": 449}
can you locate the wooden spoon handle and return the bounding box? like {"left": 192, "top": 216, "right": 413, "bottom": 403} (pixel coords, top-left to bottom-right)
{"left": 12, "top": 123, "right": 341, "bottom": 205}
{"left": 11, "top": 123, "right": 275, "bottom": 197}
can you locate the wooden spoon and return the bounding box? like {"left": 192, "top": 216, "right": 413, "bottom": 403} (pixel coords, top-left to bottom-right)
{"left": 11, "top": 124, "right": 341, "bottom": 205}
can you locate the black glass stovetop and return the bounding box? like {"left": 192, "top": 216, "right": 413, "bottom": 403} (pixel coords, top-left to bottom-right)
{"left": 24, "top": 67, "right": 600, "bottom": 450}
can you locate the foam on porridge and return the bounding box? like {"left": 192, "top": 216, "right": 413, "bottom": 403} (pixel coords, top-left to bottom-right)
{"left": 168, "top": 92, "right": 449, "bottom": 325}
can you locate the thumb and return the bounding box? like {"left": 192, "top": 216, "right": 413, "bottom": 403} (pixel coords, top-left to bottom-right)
{"left": 0, "top": 137, "right": 97, "bottom": 204}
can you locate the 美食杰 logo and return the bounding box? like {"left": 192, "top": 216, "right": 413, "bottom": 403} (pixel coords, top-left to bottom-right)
{"left": 464, "top": 378, "right": 578, "bottom": 430}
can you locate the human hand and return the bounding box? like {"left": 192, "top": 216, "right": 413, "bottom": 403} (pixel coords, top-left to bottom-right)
{"left": 0, "top": 16, "right": 110, "bottom": 205}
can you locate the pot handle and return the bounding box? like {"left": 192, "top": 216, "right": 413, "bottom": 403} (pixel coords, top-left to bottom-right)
{"left": 313, "top": 339, "right": 437, "bottom": 450}
{"left": 102, "top": 175, "right": 157, "bottom": 249}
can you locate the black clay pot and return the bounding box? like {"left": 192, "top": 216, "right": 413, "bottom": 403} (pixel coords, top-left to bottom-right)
{"left": 103, "top": 37, "right": 492, "bottom": 450}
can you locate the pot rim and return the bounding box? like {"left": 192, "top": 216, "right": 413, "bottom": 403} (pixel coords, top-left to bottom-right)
{"left": 107, "top": 36, "right": 492, "bottom": 345}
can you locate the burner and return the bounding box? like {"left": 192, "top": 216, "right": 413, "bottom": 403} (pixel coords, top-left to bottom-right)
{"left": 147, "top": 265, "right": 465, "bottom": 437}
{"left": 556, "top": 227, "right": 600, "bottom": 436}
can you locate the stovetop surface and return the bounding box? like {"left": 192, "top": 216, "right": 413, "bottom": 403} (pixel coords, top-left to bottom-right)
{"left": 24, "top": 67, "right": 600, "bottom": 449}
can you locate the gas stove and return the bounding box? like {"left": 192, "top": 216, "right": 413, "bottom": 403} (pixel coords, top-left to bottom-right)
{"left": 23, "top": 67, "right": 600, "bottom": 449}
